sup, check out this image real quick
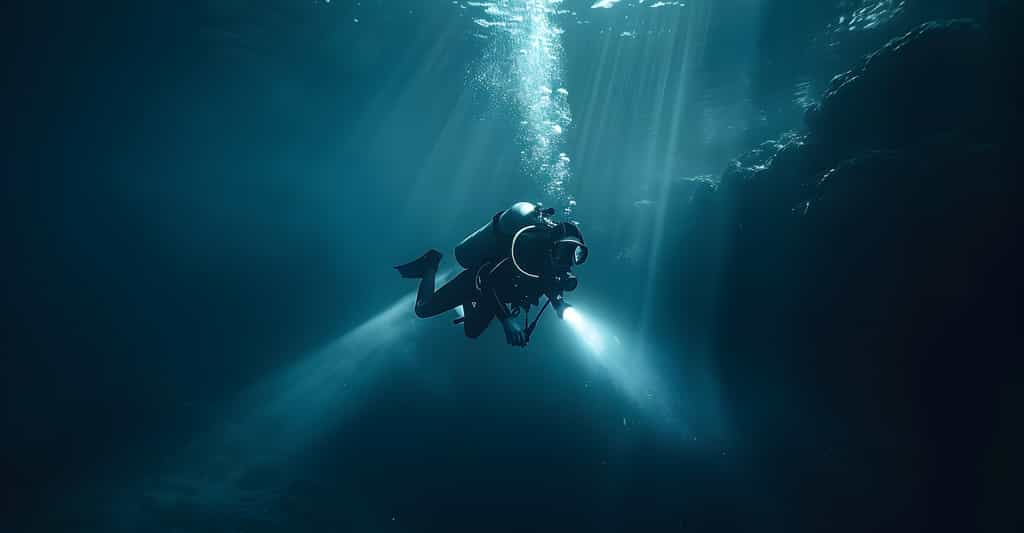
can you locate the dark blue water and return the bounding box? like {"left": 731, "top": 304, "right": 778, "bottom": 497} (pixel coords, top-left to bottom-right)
{"left": 4, "top": 1, "right": 1019, "bottom": 532}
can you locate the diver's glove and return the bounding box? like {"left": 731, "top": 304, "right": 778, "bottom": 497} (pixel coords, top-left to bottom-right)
{"left": 501, "top": 317, "right": 528, "bottom": 347}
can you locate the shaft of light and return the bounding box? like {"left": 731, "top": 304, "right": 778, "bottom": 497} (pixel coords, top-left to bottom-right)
{"left": 558, "top": 304, "right": 679, "bottom": 430}
{"left": 131, "top": 292, "right": 424, "bottom": 521}
{"left": 562, "top": 306, "right": 607, "bottom": 355}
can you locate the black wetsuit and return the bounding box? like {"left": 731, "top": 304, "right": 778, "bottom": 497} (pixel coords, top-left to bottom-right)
{"left": 413, "top": 230, "right": 550, "bottom": 338}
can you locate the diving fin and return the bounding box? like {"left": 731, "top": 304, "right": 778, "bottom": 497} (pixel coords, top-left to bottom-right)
{"left": 394, "top": 249, "right": 442, "bottom": 279}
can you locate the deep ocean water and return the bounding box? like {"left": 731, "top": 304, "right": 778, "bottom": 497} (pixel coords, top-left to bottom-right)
{"left": 4, "top": 1, "right": 1020, "bottom": 532}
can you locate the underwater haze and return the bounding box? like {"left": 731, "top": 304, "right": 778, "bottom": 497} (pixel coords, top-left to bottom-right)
{"left": 4, "top": 1, "right": 1021, "bottom": 532}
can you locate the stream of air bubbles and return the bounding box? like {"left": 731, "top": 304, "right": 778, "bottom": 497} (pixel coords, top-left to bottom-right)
{"left": 469, "top": 0, "right": 577, "bottom": 216}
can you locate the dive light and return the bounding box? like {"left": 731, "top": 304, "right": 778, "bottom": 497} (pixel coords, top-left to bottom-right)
{"left": 524, "top": 293, "right": 573, "bottom": 341}
{"left": 551, "top": 294, "right": 573, "bottom": 319}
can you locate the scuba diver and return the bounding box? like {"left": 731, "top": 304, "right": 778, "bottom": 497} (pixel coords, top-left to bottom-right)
{"left": 394, "top": 202, "right": 588, "bottom": 347}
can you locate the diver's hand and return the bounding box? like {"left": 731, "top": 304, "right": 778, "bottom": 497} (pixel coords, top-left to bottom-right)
{"left": 501, "top": 318, "right": 528, "bottom": 347}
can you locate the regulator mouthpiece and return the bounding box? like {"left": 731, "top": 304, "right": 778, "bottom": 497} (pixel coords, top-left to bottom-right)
{"left": 551, "top": 272, "right": 577, "bottom": 292}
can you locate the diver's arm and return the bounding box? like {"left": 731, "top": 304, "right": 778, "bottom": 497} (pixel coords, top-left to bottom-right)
{"left": 491, "top": 288, "right": 512, "bottom": 320}
{"left": 481, "top": 259, "right": 526, "bottom": 346}
{"left": 492, "top": 288, "right": 526, "bottom": 346}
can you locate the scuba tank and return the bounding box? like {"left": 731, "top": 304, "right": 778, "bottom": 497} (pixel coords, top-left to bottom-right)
{"left": 454, "top": 202, "right": 553, "bottom": 269}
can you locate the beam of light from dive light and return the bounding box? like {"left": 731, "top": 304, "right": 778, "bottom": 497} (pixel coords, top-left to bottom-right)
{"left": 125, "top": 290, "right": 430, "bottom": 521}
{"left": 560, "top": 306, "right": 607, "bottom": 356}
{"left": 553, "top": 300, "right": 682, "bottom": 432}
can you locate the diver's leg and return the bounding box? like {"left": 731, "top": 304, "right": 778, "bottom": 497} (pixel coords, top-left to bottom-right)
{"left": 394, "top": 249, "right": 442, "bottom": 279}
{"left": 414, "top": 269, "right": 474, "bottom": 318}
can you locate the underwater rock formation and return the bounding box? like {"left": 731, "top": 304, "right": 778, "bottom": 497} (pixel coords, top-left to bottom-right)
{"left": 807, "top": 20, "right": 995, "bottom": 152}
{"left": 658, "top": 17, "right": 1020, "bottom": 531}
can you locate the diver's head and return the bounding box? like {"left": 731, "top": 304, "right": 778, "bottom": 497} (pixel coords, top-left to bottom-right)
{"left": 550, "top": 221, "right": 587, "bottom": 268}
{"left": 548, "top": 220, "right": 589, "bottom": 284}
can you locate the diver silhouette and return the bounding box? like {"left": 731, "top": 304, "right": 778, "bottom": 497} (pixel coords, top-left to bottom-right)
{"left": 395, "top": 202, "right": 588, "bottom": 347}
